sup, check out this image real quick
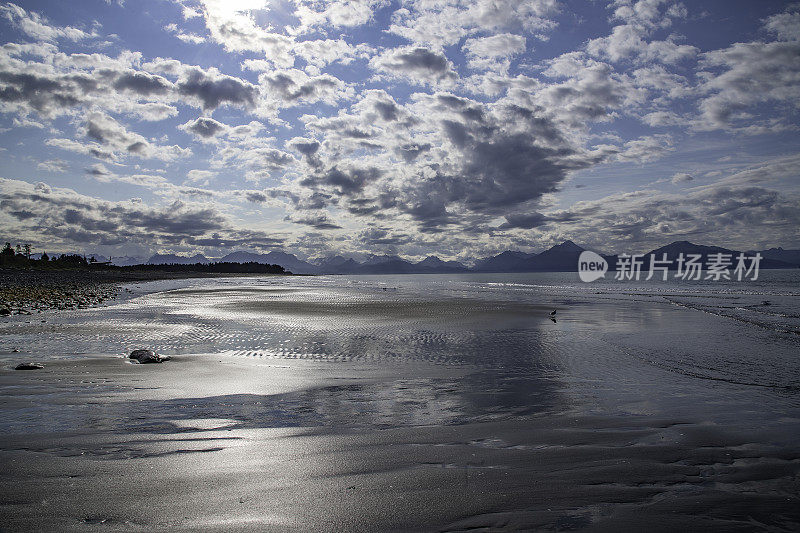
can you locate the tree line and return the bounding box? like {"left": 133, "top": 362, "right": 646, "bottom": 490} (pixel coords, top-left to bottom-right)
{"left": 1, "top": 243, "right": 287, "bottom": 274}
{"left": 1, "top": 242, "right": 91, "bottom": 269}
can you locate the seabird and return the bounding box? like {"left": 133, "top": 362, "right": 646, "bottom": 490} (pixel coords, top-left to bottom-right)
{"left": 549, "top": 310, "right": 557, "bottom": 316}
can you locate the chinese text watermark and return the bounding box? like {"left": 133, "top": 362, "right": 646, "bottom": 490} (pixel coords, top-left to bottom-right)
{"left": 578, "top": 251, "right": 762, "bottom": 282}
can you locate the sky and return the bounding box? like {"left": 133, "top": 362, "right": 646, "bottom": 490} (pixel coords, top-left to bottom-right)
{"left": 0, "top": 0, "right": 798, "bottom": 262}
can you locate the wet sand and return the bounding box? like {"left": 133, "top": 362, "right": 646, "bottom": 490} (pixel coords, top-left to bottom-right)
{"left": 1, "top": 274, "right": 799, "bottom": 531}
{"left": 1, "top": 355, "right": 798, "bottom": 531}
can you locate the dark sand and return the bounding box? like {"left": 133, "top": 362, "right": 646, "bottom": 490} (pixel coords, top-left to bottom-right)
{"left": 0, "top": 270, "right": 283, "bottom": 315}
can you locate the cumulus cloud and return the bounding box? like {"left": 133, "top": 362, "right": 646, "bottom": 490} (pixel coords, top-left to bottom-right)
{"left": 79, "top": 111, "right": 192, "bottom": 161}
{"left": 181, "top": 116, "right": 226, "bottom": 139}
{"left": 586, "top": 0, "right": 696, "bottom": 64}
{"left": 291, "top": 89, "right": 603, "bottom": 233}
{"left": 176, "top": 67, "right": 258, "bottom": 110}
{"left": 388, "top": 0, "right": 559, "bottom": 46}
{"left": 463, "top": 33, "right": 526, "bottom": 72}
{"left": 370, "top": 46, "right": 458, "bottom": 86}
{"left": 259, "top": 68, "right": 353, "bottom": 108}
{"left": 290, "top": 0, "right": 388, "bottom": 33}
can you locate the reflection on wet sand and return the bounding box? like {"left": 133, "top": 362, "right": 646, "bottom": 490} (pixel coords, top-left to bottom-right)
{"left": 1, "top": 274, "right": 799, "bottom": 530}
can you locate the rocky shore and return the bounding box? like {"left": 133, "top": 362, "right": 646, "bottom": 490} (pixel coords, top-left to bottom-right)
{"left": 0, "top": 269, "right": 224, "bottom": 316}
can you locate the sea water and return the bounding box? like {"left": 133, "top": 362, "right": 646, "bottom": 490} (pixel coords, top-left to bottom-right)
{"left": 1, "top": 271, "right": 798, "bottom": 430}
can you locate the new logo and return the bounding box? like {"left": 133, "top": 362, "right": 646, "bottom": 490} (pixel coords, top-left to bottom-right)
{"left": 578, "top": 250, "right": 607, "bottom": 282}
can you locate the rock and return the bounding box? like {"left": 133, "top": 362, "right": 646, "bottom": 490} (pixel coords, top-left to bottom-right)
{"left": 128, "top": 349, "right": 171, "bottom": 364}
{"left": 15, "top": 362, "right": 44, "bottom": 370}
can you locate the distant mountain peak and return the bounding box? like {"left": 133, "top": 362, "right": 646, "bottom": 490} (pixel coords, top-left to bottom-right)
{"left": 147, "top": 252, "right": 211, "bottom": 265}
{"left": 551, "top": 240, "right": 583, "bottom": 251}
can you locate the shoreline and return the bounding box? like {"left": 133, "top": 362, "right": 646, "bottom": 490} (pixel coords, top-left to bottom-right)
{"left": 0, "top": 269, "right": 289, "bottom": 316}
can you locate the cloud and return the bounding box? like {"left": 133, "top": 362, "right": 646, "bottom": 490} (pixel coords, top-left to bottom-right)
{"left": 534, "top": 53, "right": 637, "bottom": 127}
{"left": 244, "top": 190, "right": 268, "bottom": 203}
{"left": 290, "top": 0, "right": 388, "bottom": 33}
{"left": 614, "top": 134, "right": 674, "bottom": 163}
{"left": 209, "top": 140, "right": 297, "bottom": 183}
{"left": 371, "top": 46, "right": 457, "bottom": 86}
{"left": 300, "top": 165, "right": 383, "bottom": 195}
{"left": 695, "top": 38, "right": 800, "bottom": 131}
{"left": 288, "top": 137, "right": 320, "bottom": 156}
{"left": 499, "top": 212, "right": 549, "bottom": 229}
{"left": 181, "top": 116, "right": 226, "bottom": 139}
{"left": 0, "top": 2, "right": 96, "bottom": 42}
{"left": 284, "top": 212, "right": 342, "bottom": 230}
{"left": 176, "top": 66, "right": 258, "bottom": 110}
{"left": 190, "top": 0, "right": 295, "bottom": 67}
{"left": 358, "top": 226, "right": 412, "bottom": 246}
{"left": 585, "top": 0, "right": 696, "bottom": 65}
{"left": 291, "top": 39, "right": 374, "bottom": 68}
{"left": 112, "top": 71, "right": 173, "bottom": 96}
{"left": 529, "top": 156, "right": 800, "bottom": 251}
{"left": 463, "top": 33, "right": 526, "bottom": 72}
{"left": 670, "top": 172, "right": 693, "bottom": 184}
{"left": 1, "top": 1, "right": 799, "bottom": 258}
{"left": 37, "top": 159, "right": 69, "bottom": 173}
{"left": 79, "top": 110, "right": 192, "bottom": 161}
{"left": 259, "top": 68, "right": 353, "bottom": 108}
{"left": 164, "top": 22, "right": 205, "bottom": 44}
{"left": 763, "top": 8, "right": 800, "bottom": 41}
{"left": 290, "top": 89, "right": 601, "bottom": 233}
{"left": 185, "top": 169, "right": 215, "bottom": 185}
{"left": 0, "top": 46, "right": 250, "bottom": 122}
{"left": 0, "top": 178, "right": 285, "bottom": 250}
{"left": 0, "top": 69, "right": 88, "bottom": 118}
{"left": 387, "top": 0, "right": 559, "bottom": 46}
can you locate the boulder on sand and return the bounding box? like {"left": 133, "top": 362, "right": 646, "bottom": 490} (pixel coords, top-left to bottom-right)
{"left": 15, "top": 362, "right": 44, "bottom": 370}
{"left": 128, "top": 349, "right": 171, "bottom": 364}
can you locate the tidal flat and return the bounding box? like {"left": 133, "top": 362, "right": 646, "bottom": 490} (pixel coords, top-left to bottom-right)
{"left": 1, "top": 273, "right": 799, "bottom": 531}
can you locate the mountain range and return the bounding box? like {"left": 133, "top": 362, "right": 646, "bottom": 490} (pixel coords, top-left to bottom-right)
{"left": 117, "top": 240, "right": 800, "bottom": 274}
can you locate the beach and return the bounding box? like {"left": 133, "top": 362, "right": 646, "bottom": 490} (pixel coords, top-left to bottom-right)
{"left": 0, "top": 269, "right": 278, "bottom": 316}
{"left": 1, "top": 273, "right": 799, "bottom": 531}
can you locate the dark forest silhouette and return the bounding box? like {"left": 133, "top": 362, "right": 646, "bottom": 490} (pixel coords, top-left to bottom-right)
{"left": 0, "top": 242, "right": 287, "bottom": 274}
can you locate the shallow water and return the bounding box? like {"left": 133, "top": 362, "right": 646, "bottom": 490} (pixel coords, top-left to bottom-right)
{"left": 1, "top": 272, "right": 798, "bottom": 431}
